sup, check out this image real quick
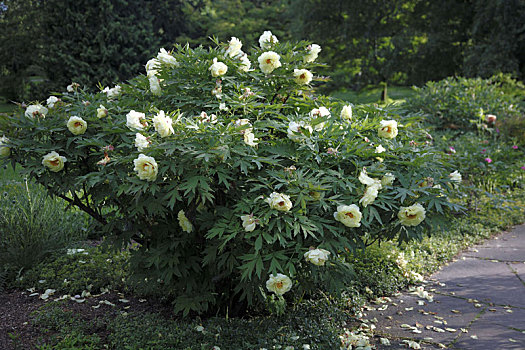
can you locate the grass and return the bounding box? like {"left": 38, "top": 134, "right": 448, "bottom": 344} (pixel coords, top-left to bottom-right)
{"left": 330, "top": 85, "right": 416, "bottom": 104}
{"left": 0, "top": 95, "right": 16, "bottom": 114}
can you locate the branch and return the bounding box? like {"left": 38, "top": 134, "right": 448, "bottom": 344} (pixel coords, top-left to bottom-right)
{"left": 56, "top": 192, "right": 107, "bottom": 225}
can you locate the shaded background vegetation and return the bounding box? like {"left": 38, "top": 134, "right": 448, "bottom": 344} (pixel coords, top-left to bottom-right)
{"left": 0, "top": 0, "right": 524, "bottom": 101}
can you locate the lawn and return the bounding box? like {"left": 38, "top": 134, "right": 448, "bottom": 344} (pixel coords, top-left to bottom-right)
{"left": 330, "top": 85, "right": 417, "bottom": 104}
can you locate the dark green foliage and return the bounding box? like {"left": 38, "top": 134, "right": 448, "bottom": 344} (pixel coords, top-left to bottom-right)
{"left": 464, "top": 0, "right": 525, "bottom": 79}
{"left": 39, "top": 0, "right": 160, "bottom": 94}
{"left": 18, "top": 247, "right": 129, "bottom": 295}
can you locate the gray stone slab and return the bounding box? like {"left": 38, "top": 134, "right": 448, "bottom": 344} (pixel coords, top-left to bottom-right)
{"left": 364, "top": 292, "right": 481, "bottom": 346}
{"left": 431, "top": 258, "right": 525, "bottom": 307}
{"left": 453, "top": 322, "right": 525, "bottom": 349}
{"left": 462, "top": 247, "right": 525, "bottom": 262}
{"left": 474, "top": 226, "right": 525, "bottom": 249}
{"left": 508, "top": 261, "right": 525, "bottom": 284}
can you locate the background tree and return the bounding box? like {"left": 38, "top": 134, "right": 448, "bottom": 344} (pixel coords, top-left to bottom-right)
{"left": 463, "top": 0, "right": 525, "bottom": 79}
{"left": 39, "top": 0, "right": 160, "bottom": 94}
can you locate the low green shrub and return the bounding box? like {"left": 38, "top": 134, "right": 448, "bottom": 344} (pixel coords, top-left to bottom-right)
{"left": 406, "top": 74, "right": 524, "bottom": 131}
{"left": 0, "top": 180, "right": 89, "bottom": 280}
{"left": 18, "top": 246, "right": 129, "bottom": 295}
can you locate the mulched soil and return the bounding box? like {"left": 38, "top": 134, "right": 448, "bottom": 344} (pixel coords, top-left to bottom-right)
{"left": 0, "top": 287, "right": 174, "bottom": 349}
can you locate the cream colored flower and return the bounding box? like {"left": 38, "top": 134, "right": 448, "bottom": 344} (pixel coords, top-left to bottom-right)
{"left": 234, "top": 118, "right": 252, "bottom": 134}
{"left": 46, "top": 96, "right": 59, "bottom": 108}
{"left": 0, "top": 136, "right": 10, "bottom": 157}
{"left": 259, "top": 31, "right": 278, "bottom": 49}
{"left": 266, "top": 273, "right": 292, "bottom": 295}
{"left": 153, "top": 110, "right": 174, "bottom": 138}
{"left": 304, "top": 44, "right": 321, "bottom": 63}
{"left": 97, "top": 105, "right": 108, "bottom": 118}
{"left": 134, "top": 133, "right": 149, "bottom": 152}
{"left": 102, "top": 85, "right": 121, "bottom": 99}
{"left": 309, "top": 107, "right": 329, "bottom": 131}
{"left": 266, "top": 192, "right": 292, "bottom": 212}
{"left": 358, "top": 169, "right": 382, "bottom": 187}
{"left": 398, "top": 203, "right": 426, "bottom": 226}
{"left": 209, "top": 58, "right": 228, "bottom": 77}
{"left": 360, "top": 184, "right": 381, "bottom": 207}
{"left": 133, "top": 154, "right": 158, "bottom": 182}
{"left": 293, "top": 69, "right": 313, "bottom": 85}
{"left": 42, "top": 151, "right": 67, "bottom": 172}
{"left": 258, "top": 51, "right": 281, "bottom": 74}
{"left": 287, "top": 121, "right": 312, "bottom": 141}
{"left": 145, "top": 58, "right": 160, "bottom": 76}
{"left": 198, "top": 111, "right": 217, "bottom": 124}
{"left": 157, "top": 48, "right": 178, "bottom": 67}
{"left": 244, "top": 132, "right": 258, "bottom": 147}
{"left": 238, "top": 53, "right": 251, "bottom": 72}
{"left": 67, "top": 116, "right": 87, "bottom": 135}
{"left": 334, "top": 204, "right": 362, "bottom": 228}
{"left": 25, "top": 104, "right": 48, "bottom": 118}
{"left": 304, "top": 248, "right": 331, "bottom": 266}
{"left": 449, "top": 170, "right": 462, "bottom": 183}
{"left": 226, "top": 37, "right": 242, "bottom": 57}
{"left": 240, "top": 214, "right": 257, "bottom": 232}
{"left": 126, "top": 110, "right": 146, "bottom": 130}
{"left": 375, "top": 144, "right": 386, "bottom": 154}
{"left": 340, "top": 105, "right": 352, "bottom": 121}
{"left": 381, "top": 173, "right": 395, "bottom": 187}
{"left": 378, "top": 120, "right": 398, "bottom": 139}
{"left": 178, "top": 210, "right": 193, "bottom": 233}
{"left": 149, "top": 76, "right": 162, "bottom": 96}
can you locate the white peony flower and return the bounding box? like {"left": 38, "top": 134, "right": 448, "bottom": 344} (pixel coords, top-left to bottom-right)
{"left": 178, "top": 210, "right": 193, "bottom": 233}
{"left": 225, "top": 37, "right": 243, "bottom": 57}
{"left": 360, "top": 184, "right": 381, "bottom": 207}
{"left": 42, "top": 151, "right": 67, "bottom": 172}
{"left": 102, "top": 85, "right": 121, "bottom": 99}
{"left": 340, "top": 105, "right": 352, "bottom": 121}
{"left": 381, "top": 172, "right": 396, "bottom": 187}
{"left": 145, "top": 58, "right": 160, "bottom": 77}
{"left": 334, "top": 204, "right": 362, "bottom": 228}
{"left": 309, "top": 107, "right": 329, "bottom": 131}
{"left": 358, "top": 169, "right": 382, "bottom": 187}
{"left": 378, "top": 120, "right": 398, "bottom": 139}
{"left": 198, "top": 111, "right": 217, "bottom": 124}
{"left": 149, "top": 75, "right": 162, "bottom": 96}
{"left": 134, "top": 133, "right": 149, "bottom": 152}
{"left": 209, "top": 58, "right": 228, "bottom": 77}
{"left": 240, "top": 214, "right": 257, "bottom": 232}
{"left": 157, "top": 48, "right": 178, "bottom": 67}
{"left": 244, "top": 132, "right": 258, "bottom": 147}
{"left": 398, "top": 203, "right": 426, "bottom": 226}
{"left": 0, "top": 136, "right": 10, "bottom": 157}
{"left": 266, "top": 273, "right": 292, "bottom": 295}
{"left": 133, "top": 154, "right": 158, "bottom": 182}
{"left": 287, "top": 121, "right": 312, "bottom": 141}
{"left": 46, "top": 96, "right": 59, "bottom": 108}
{"left": 25, "top": 104, "right": 48, "bottom": 118}
{"left": 238, "top": 53, "right": 251, "bottom": 72}
{"left": 97, "top": 105, "right": 108, "bottom": 118}
{"left": 258, "top": 51, "right": 281, "bottom": 74}
{"left": 304, "top": 44, "right": 321, "bottom": 63}
{"left": 126, "top": 110, "right": 146, "bottom": 130}
{"left": 153, "top": 110, "right": 174, "bottom": 138}
{"left": 304, "top": 248, "right": 331, "bottom": 266}
{"left": 375, "top": 144, "right": 386, "bottom": 154}
{"left": 449, "top": 170, "right": 462, "bottom": 183}
{"left": 233, "top": 118, "right": 252, "bottom": 134}
{"left": 266, "top": 192, "right": 293, "bottom": 212}
{"left": 293, "top": 69, "right": 313, "bottom": 85}
{"left": 259, "top": 30, "right": 279, "bottom": 49}
{"left": 66, "top": 116, "right": 88, "bottom": 135}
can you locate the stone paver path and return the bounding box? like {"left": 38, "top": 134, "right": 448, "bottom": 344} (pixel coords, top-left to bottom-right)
{"left": 365, "top": 224, "right": 525, "bottom": 349}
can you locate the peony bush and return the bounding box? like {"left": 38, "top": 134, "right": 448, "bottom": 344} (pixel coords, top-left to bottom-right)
{"left": 1, "top": 33, "right": 462, "bottom": 315}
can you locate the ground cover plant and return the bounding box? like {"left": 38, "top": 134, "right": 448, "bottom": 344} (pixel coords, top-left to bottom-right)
{"left": 0, "top": 33, "right": 463, "bottom": 316}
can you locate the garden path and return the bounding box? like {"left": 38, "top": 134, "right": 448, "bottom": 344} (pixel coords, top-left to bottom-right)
{"left": 367, "top": 224, "right": 525, "bottom": 349}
